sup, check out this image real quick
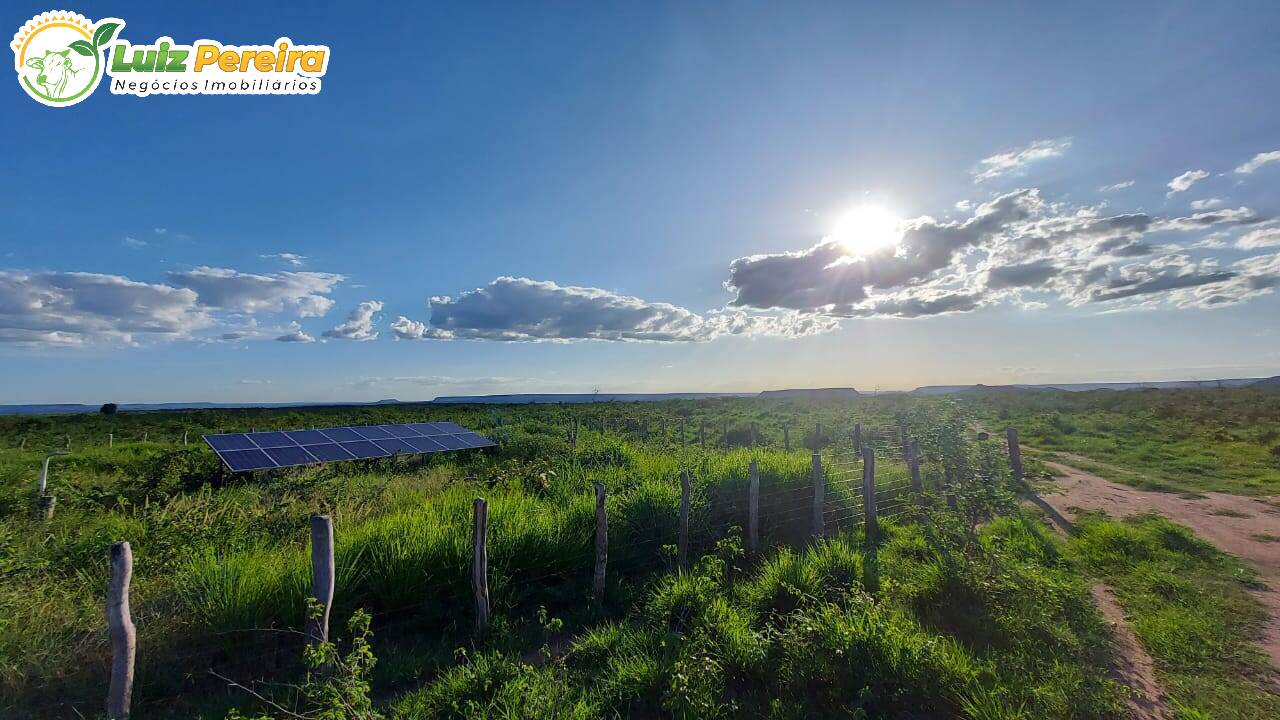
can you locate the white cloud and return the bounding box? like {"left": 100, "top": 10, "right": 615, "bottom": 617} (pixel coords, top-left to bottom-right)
{"left": 390, "top": 315, "right": 428, "bottom": 340}
{"left": 167, "top": 266, "right": 343, "bottom": 317}
{"left": 973, "top": 138, "right": 1071, "bottom": 182}
{"left": 1234, "top": 150, "right": 1280, "bottom": 175}
{"left": 275, "top": 322, "right": 314, "bottom": 343}
{"left": 0, "top": 270, "right": 211, "bottom": 345}
{"left": 260, "top": 252, "right": 307, "bottom": 267}
{"left": 322, "top": 300, "right": 382, "bottom": 341}
{"left": 122, "top": 236, "right": 147, "bottom": 249}
{"left": 1237, "top": 225, "right": 1280, "bottom": 250}
{"left": 1189, "top": 197, "right": 1223, "bottom": 210}
{"left": 1166, "top": 169, "right": 1209, "bottom": 196}
{"left": 1098, "top": 180, "right": 1134, "bottom": 192}
{"left": 399, "top": 277, "right": 836, "bottom": 342}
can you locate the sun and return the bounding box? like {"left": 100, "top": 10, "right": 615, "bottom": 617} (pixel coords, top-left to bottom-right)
{"left": 829, "top": 205, "right": 903, "bottom": 257}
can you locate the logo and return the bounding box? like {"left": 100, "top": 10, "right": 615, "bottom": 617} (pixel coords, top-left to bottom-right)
{"left": 12, "top": 11, "right": 121, "bottom": 106}
{"left": 13, "top": 10, "right": 330, "bottom": 107}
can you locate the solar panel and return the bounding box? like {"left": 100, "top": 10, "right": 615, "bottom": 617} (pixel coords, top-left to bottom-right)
{"left": 204, "top": 421, "right": 496, "bottom": 472}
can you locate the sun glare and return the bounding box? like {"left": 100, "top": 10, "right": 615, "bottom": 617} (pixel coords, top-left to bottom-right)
{"left": 829, "top": 205, "right": 902, "bottom": 257}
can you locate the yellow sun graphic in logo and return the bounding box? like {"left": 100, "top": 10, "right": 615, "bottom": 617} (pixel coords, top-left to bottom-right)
{"left": 11, "top": 11, "right": 123, "bottom": 107}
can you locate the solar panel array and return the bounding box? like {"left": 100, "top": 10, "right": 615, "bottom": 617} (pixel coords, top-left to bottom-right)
{"left": 203, "top": 422, "right": 496, "bottom": 472}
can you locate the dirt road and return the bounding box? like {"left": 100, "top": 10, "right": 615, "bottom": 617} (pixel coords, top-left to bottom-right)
{"left": 1038, "top": 458, "right": 1280, "bottom": 671}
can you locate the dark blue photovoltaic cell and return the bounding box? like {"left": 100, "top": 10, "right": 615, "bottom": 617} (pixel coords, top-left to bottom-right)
{"left": 432, "top": 434, "right": 468, "bottom": 450}
{"left": 303, "top": 443, "right": 356, "bottom": 461}
{"left": 264, "top": 445, "right": 318, "bottom": 467}
{"left": 248, "top": 431, "right": 295, "bottom": 448}
{"left": 353, "top": 426, "right": 394, "bottom": 440}
{"left": 285, "top": 430, "right": 330, "bottom": 445}
{"left": 319, "top": 427, "right": 363, "bottom": 442}
{"left": 206, "top": 421, "right": 492, "bottom": 472}
{"left": 341, "top": 440, "right": 389, "bottom": 458}
{"left": 455, "top": 432, "right": 494, "bottom": 448}
{"left": 374, "top": 438, "right": 417, "bottom": 454}
{"left": 380, "top": 424, "right": 421, "bottom": 438}
{"left": 206, "top": 433, "right": 257, "bottom": 451}
{"left": 405, "top": 436, "right": 448, "bottom": 452}
{"left": 220, "top": 448, "right": 277, "bottom": 471}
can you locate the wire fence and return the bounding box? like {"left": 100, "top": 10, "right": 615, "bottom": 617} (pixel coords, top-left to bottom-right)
{"left": 7, "top": 420, "right": 1019, "bottom": 719}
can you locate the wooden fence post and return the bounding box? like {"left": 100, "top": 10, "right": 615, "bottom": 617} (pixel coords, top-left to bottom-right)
{"left": 183, "top": 430, "right": 188, "bottom": 446}
{"left": 593, "top": 484, "right": 607, "bottom": 601}
{"left": 853, "top": 424, "right": 862, "bottom": 455}
{"left": 65, "top": 435, "right": 71, "bottom": 450}
{"left": 660, "top": 418, "right": 666, "bottom": 436}
{"left": 699, "top": 422, "right": 706, "bottom": 449}
{"left": 1006, "top": 427, "right": 1024, "bottom": 484}
{"left": 680, "top": 418, "right": 686, "bottom": 444}
{"left": 142, "top": 432, "right": 147, "bottom": 443}
{"left": 107, "top": 541, "right": 135, "bottom": 720}
{"left": 811, "top": 453, "right": 824, "bottom": 539}
{"left": 643, "top": 417, "right": 649, "bottom": 439}
{"left": 108, "top": 433, "right": 113, "bottom": 448}
{"left": 306, "top": 515, "right": 335, "bottom": 646}
{"left": 472, "top": 498, "right": 490, "bottom": 632}
{"left": 678, "top": 470, "right": 691, "bottom": 569}
{"left": 783, "top": 423, "right": 790, "bottom": 451}
{"left": 863, "top": 447, "right": 878, "bottom": 538}
{"left": 907, "top": 440, "right": 924, "bottom": 498}
{"left": 723, "top": 420, "right": 729, "bottom": 447}
{"left": 750, "top": 422, "right": 757, "bottom": 448}
{"left": 747, "top": 460, "right": 760, "bottom": 557}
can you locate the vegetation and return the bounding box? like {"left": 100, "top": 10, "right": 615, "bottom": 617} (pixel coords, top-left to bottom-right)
{"left": 971, "top": 386, "right": 1280, "bottom": 495}
{"left": 0, "top": 391, "right": 1276, "bottom": 717}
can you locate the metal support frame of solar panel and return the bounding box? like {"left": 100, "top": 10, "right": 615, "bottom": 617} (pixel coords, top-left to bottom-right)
{"left": 203, "top": 422, "right": 496, "bottom": 473}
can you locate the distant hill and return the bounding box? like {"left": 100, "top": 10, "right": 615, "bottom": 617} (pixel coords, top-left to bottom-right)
{"left": 433, "top": 392, "right": 753, "bottom": 404}
{"left": 1252, "top": 376, "right": 1280, "bottom": 387}
{"left": 758, "top": 388, "right": 860, "bottom": 399}
{"left": 912, "top": 378, "right": 1266, "bottom": 395}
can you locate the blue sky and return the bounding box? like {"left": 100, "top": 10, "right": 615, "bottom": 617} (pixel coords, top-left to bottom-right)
{"left": 3, "top": 1, "right": 1279, "bottom": 403}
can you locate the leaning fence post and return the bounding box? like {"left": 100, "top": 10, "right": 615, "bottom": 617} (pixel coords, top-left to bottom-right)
{"left": 863, "top": 447, "right": 878, "bottom": 538}
{"left": 811, "top": 453, "right": 824, "bottom": 539}
{"left": 183, "top": 430, "right": 188, "bottom": 446}
{"left": 472, "top": 498, "right": 490, "bottom": 632}
{"left": 306, "top": 515, "right": 335, "bottom": 647}
{"left": 593, "top": 484, "right": 607, "bottom": 601}
{"left": 747, "top": 460, "right": 760, "bottom": 556}
{"left": 106, "top": 541, "right": 135, "bottom": 720}
{"left": 1006, "top": 427, "right": 1024, "bottom": 485}
{"left": 678, "top": 470, "right": 691, "bottom": 569}
{"left": 907, "top": 440, "right": 924, "bottom": 498}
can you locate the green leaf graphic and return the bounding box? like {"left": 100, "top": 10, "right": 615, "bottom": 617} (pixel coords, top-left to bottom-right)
{"left": 93, "top": 21, "right": 121, "bottom": 48}
{"left": 69, "top": 40, "right": 94, "bottom": 57}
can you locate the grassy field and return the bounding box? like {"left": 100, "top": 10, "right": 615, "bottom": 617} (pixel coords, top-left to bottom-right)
{"left": 1, "top": 393, "right": 1277, "bottom": 718}
{"left": 970, "top": 387, "right": 1280, "bottom": 496}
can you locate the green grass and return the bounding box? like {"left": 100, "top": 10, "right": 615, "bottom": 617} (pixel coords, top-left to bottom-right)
{"left": 3, "top": 393, "right": 1277, "bottom": 717}
{"left": 1067, "top": 513, "right": 1280, "bottom": 720}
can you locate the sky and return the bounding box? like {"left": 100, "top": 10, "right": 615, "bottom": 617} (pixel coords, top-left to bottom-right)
{"left": 2, "top": 1, "right": 1279, "bottom": 404}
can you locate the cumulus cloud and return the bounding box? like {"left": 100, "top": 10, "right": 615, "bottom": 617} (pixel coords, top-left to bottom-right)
{"left": 1098, "top": 180, "right": 1135, "bottom": 192}
{"left": 973, "top": 138, "right": 1071, "bottom": 182}
{"left": 397, "top": 277, "right": 835, "bottom": 342}
{"left": 724, "top": 176, "right": 1275, "bottom": 320}
{"left": 727, "top": 189, "right": 1042, "bottom": 314}
{"left": 275, "top": 323, "right": 315, "bottom": 343}
{"left": 1237, "top": 224, "right": 1280, "bottom": 250}
{"left": 260, "top": 252, "right": 307, "bottom": 267}
{"left": 1235, "top": 150, "right": 1280, "bottom": 175}
{"left": 0, "top": 270, "right": 211, "bottom": 345}
{"left": 1189, "top": 197, "right": 1223, "bottom": 210}
{"left": 322, "top": 300, "right": 382, "bottom": 341}
{"left": 1166, "top": 169, "right": 1209, "bottom": 196}
{"left": 122, "top": 236, "right": 147, "bottom": 249}
{"left": 168, "top": 266, "right": 342, "bottom": 317}
{"left": 390, "top": 315, "right": 428, "bottom": 340}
